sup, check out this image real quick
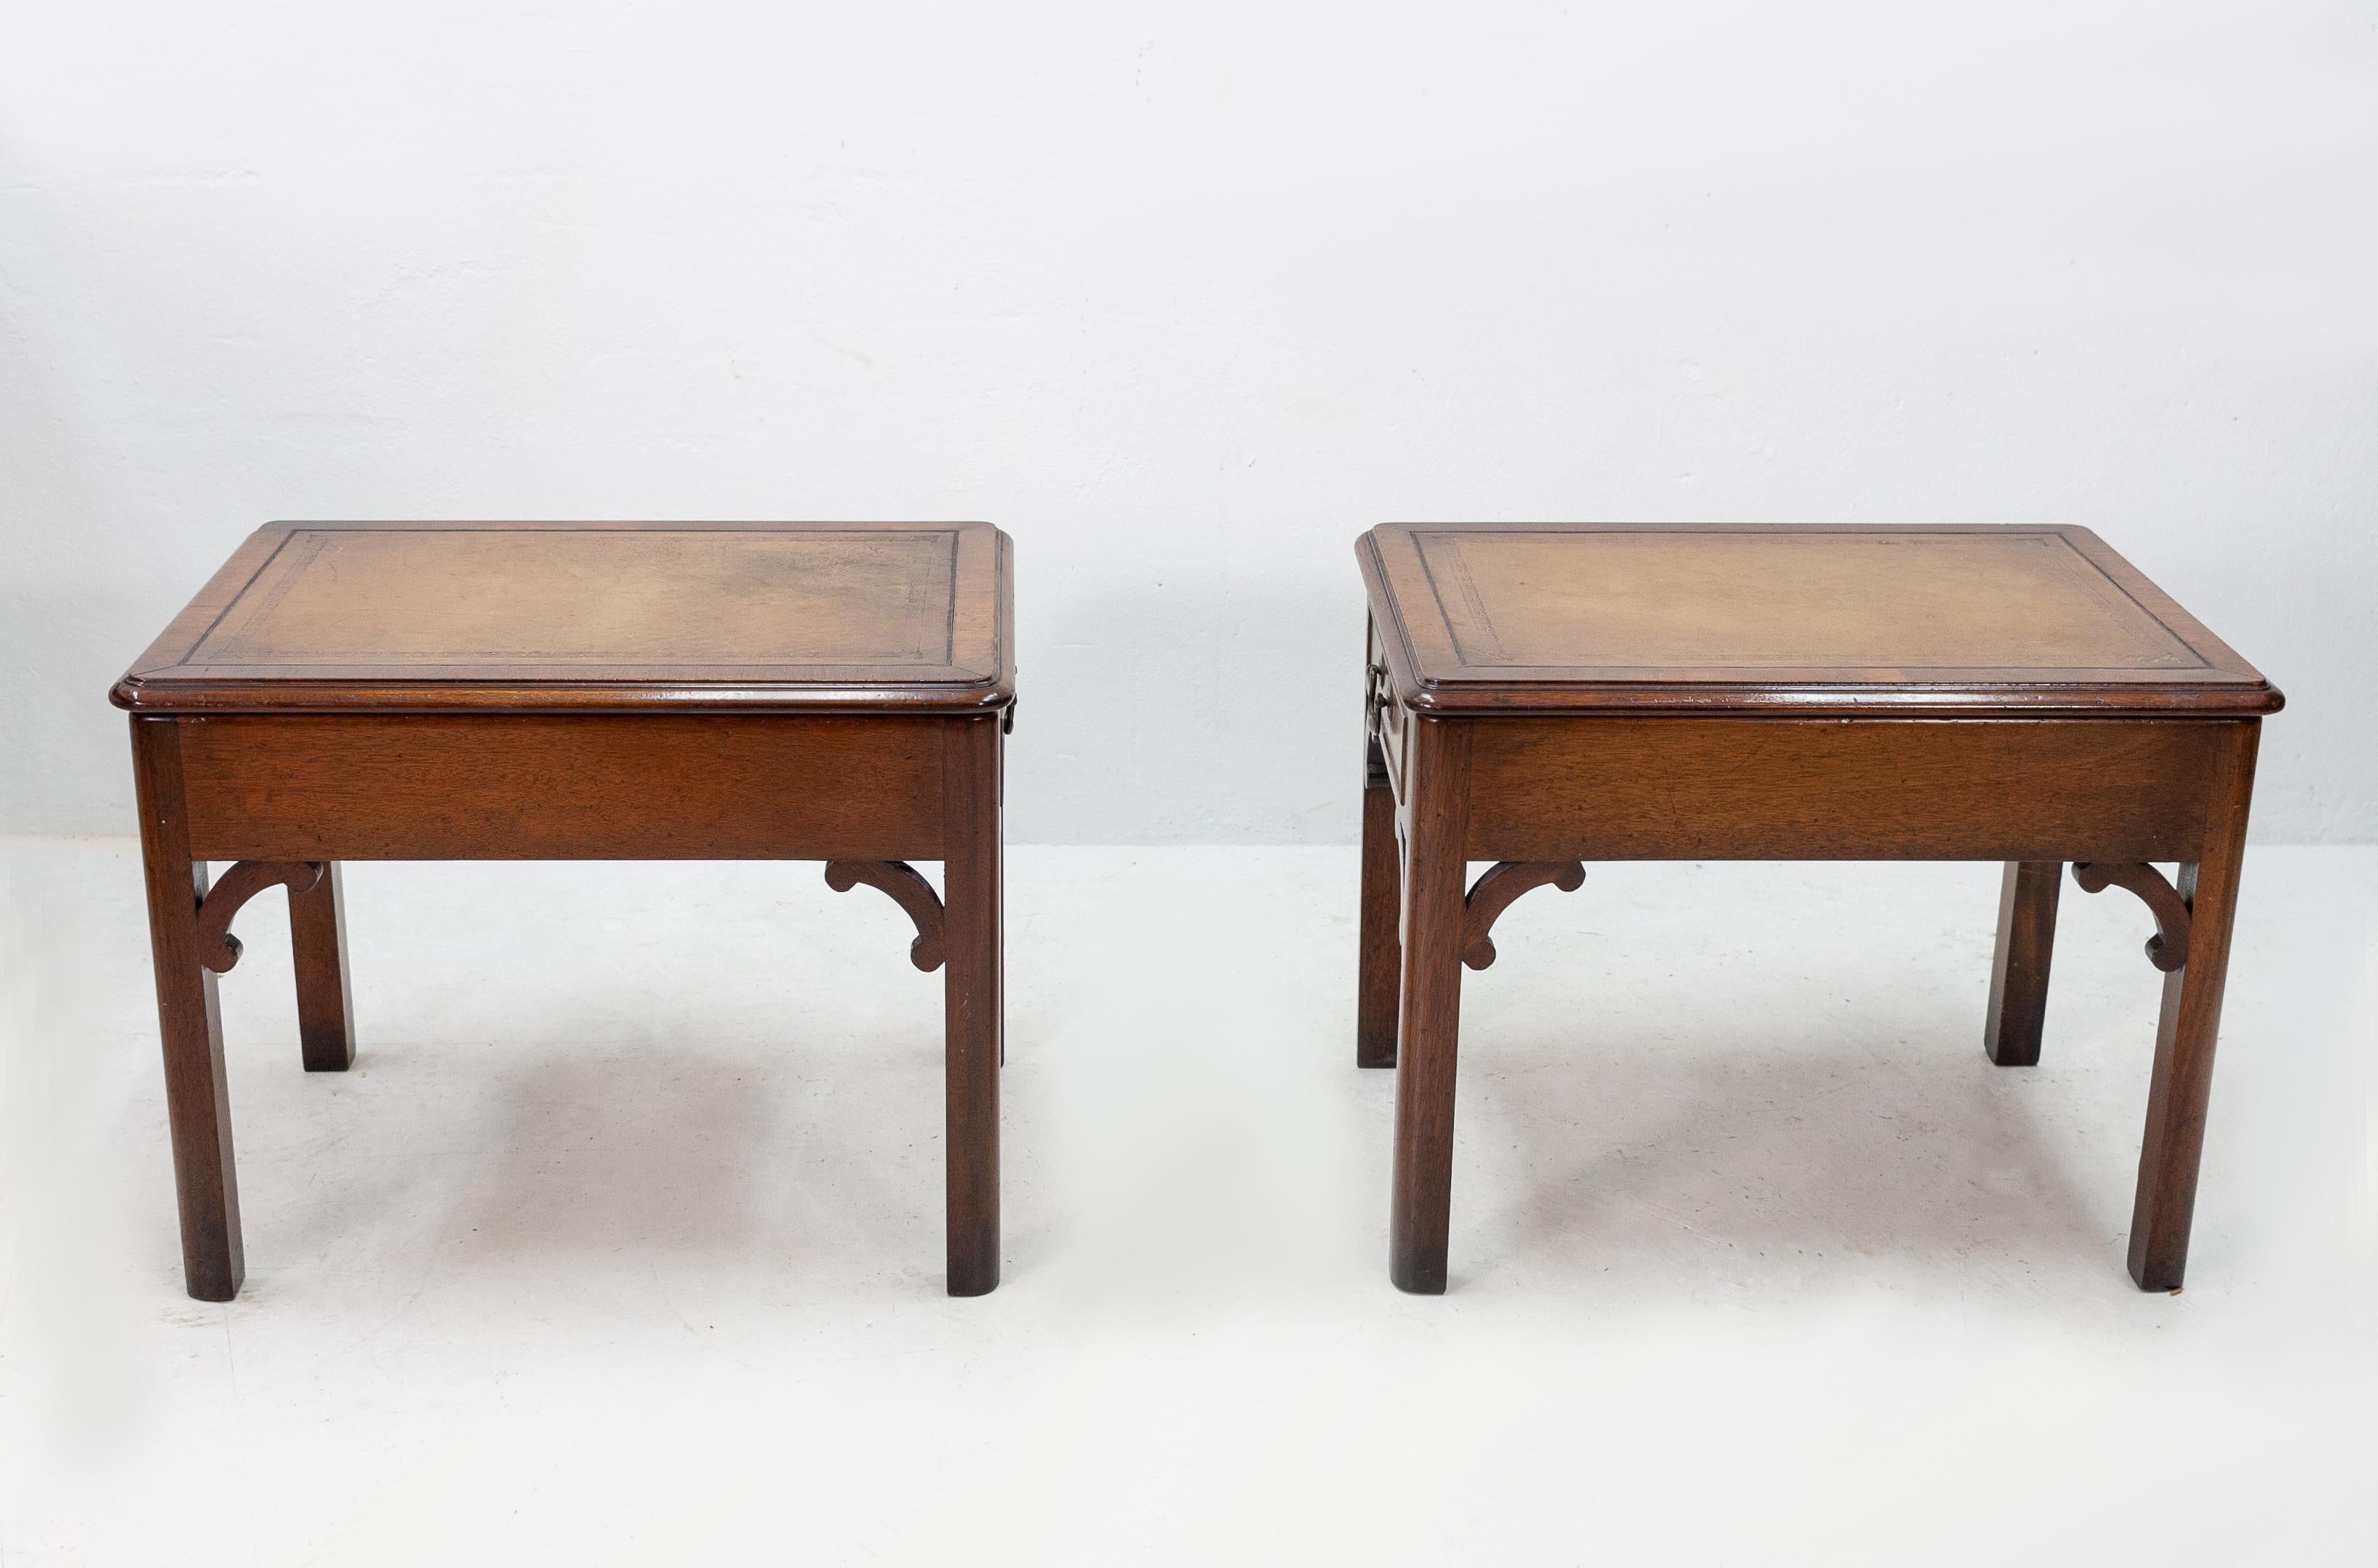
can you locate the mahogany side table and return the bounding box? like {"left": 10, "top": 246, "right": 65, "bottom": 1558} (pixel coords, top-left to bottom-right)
{"left": 113, "top": 521, "right": 1013, "bottom": 1300}
{"left": 1354, "top": 524, "right": 2282, "bottom": 1294}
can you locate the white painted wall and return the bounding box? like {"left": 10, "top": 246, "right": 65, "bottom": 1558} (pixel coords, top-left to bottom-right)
{"left": 3, "top": 2, "right": 2371, "bottom": 843}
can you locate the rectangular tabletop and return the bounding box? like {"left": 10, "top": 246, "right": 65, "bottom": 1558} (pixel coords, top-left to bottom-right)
{"left": 1359, "top": 524, "right": 2279, "bottom": 717}
{"left": 114, "top": 521, "right": 1013, "bottom": 714}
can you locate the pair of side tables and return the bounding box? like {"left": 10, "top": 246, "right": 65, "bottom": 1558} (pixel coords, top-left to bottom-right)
{"left": 114, "top": 521, "right": 2281, "bottom": 1302}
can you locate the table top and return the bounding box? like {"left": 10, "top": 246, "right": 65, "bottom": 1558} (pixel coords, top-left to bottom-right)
{"left": 1358, "top": 524, "right": 2279, "bottom": 717}
{"left": 113, "top": 521, "right": 1013, "bottom": 714}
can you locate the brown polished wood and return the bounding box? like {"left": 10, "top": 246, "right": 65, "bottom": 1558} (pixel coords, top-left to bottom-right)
{"left": 1362, "top": 524, "right": 2279, "bottom": 716}
{"left": 290, "top": 861, "right": 356, "bottom": 1072}
{"left": 1357, "top": 616, "right": 1403, "bottom": 1069}
{"left": 941, "top": 715, "right": 1003, "bottom": 1296}
{"left": 176, "top": 714, "right": 945, "bottom": 863}
{"left": 192, "top": 860, "right": 323, "bottom": 973}
{"left": 2128, "top": 723, "right": 2258, "bottom": 1290}
{"left": 1355, "top": 522, "right": 2279, "bottom": 1295}
{"left": 130, "top": 718, "right": 242, "bottom": 1301}
{"left": 1460, "top": 861, "right": 1586, "bottom": 971}
{"left": 824, "top": 860, "right": 949, "bottom": 973}
{"left": 1465, "top": 717, "right": 2221, "bottom": 864}
{"left": 1356, "top": 769, "right": 1403, "bottom": 1070}
{"left": 1388, "top": 717, "right": 1473, "bottom": 1295}
{"left": 115, "top": 521, "right": 1008, "bottom": 715}
{"left": 118, "top": 521, "right": 1015, "bottom": 1300}
{"left": 1983, "top": 861, "right": 2062, "bottom": 1068}
{"left": 2072, "top": 861, "right": 2194, "bottom": 973}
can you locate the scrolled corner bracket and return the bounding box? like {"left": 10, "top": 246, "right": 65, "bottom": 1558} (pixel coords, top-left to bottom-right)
{"left": 823, "top": 860, "right": 947, "bottom": 973}
{"left": 1364, "top": 664, "right": 1399, "bottom": 793}
{"left": 1460, "top": 860, "right": 1587, "bottom": 971}
{"left": 194, "top": 860, "right": 324, "bottom": 974}
{"left": 2071, "top": 862, "right": 2192, "bottom": 973}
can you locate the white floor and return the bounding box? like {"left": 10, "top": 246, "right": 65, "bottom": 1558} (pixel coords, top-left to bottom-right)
{"left": 2, "top": 841, "right": 2372, "bottom": 1565}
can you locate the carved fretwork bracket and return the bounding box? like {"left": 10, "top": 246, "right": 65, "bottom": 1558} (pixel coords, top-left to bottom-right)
{"left": 196, "top": 861, "right": 324, "bottom": 973}
{"left": 1461, "top": 860, "right": 1586, "bottom": 970}
{"left": 2073, "top": 862, "right": 2192, "bottom": 972}
{"left": 1363, "top": 664, "right": 1390, "bottom": 788}
{"left": 824, "top": 860, "right": 947, "bottom": 972}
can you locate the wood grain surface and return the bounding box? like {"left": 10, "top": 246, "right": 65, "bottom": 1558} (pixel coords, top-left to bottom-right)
{"left": 1359, "top": 524, "right": 2280, "bottom": 717}
{"left": 114, "top": 521, "right": 1013, "bottom": 714}
{"left": 177, "top": 714, "right": 946, "bottom": 862}
{"left": 1462, "top": 717, "right": 2231, "bottom": 863}
{"left": 1983, "top": 860, "right": 2062, "bottom": 1068}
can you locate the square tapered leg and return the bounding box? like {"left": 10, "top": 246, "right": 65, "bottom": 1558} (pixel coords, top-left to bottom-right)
{"left": 2127, "top": 727, "right": 2258, "bottom": 1291}
{"left": 1387, "top": 718, "right": 1471, "bottom": 1295}
{"left": 1984, "top": 860, "right": 2062, "bottom": 1066}
{"left": 941, "top": 715, "right": 1003, "bottom": 1297}
{"left": 131, "top": 719, "right": 244, "bottom": 1302}
{"left": 291, "top": 861, "right": 357, "bottom": 1072}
